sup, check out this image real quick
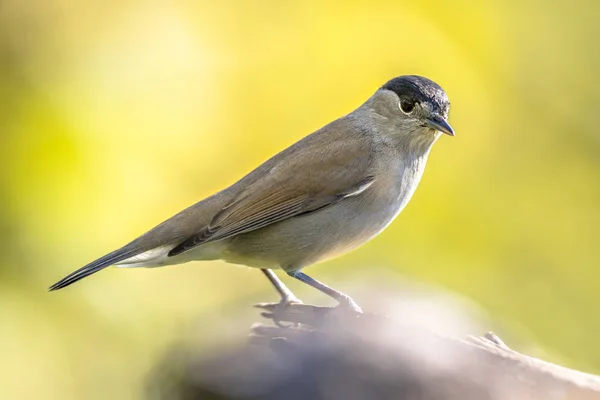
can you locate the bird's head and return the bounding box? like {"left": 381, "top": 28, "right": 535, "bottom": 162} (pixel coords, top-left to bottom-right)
{"left": 367, "top": 75, "right": 453, "bottom": 148}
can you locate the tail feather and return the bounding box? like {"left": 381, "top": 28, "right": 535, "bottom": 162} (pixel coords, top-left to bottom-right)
{"left": 48, "top": 247, "right": 140, "bottom": 291}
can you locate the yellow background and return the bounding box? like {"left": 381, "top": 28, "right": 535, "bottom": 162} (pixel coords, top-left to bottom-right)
{"left": 1, "top": 1, "right": 599, "bottom": 398}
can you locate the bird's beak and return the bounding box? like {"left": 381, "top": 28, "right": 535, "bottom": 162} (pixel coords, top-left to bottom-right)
{"left": 425, "top": 116, "right": 454, "bottom": 136}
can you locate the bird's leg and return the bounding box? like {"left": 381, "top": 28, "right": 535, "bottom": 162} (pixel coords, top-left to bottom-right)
{"left": 260, "top": 269, "right": 302, "bottom": 305}
{"left": 287, "top": 271, "right": 362, "bottom": 313}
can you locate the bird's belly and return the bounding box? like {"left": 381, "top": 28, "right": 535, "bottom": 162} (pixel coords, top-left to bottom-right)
{"left": 222, "top": 187, "right": 408, "bottom": 271}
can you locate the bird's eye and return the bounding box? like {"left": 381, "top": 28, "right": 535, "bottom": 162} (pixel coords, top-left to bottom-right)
{"left": 399, "top": 99, "right": 415, "bottom": 114}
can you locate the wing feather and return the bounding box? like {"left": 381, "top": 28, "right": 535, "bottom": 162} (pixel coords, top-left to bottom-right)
{"left": 168, "top": 121, "right": 374, "bottom": 257}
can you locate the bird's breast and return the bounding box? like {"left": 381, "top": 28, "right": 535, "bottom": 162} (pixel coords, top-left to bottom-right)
{"left": 354, "top": 156, "right": 427, "bottom": 239}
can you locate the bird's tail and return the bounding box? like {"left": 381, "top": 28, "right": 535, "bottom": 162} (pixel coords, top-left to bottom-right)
{"left": 48, "top": 246, "right": 141, "bottom": 291}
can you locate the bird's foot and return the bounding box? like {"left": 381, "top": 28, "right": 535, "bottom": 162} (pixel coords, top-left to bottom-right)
{"left": 255, "top": 297, "right": 304, "bottom": 327}
{"left": 336, "top": 295, "right": 363, "bottom": 314}
{"left": 255, "top": 297, "right": 363, "bottom": 328}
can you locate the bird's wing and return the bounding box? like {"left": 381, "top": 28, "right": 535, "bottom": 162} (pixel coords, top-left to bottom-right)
{"left": 168, "top": 128, "right": 374, "bottom": 257}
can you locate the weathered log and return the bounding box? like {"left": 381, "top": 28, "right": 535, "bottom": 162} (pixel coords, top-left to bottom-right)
{"left": 147, "top": 303, "right": 600, "bottom": 400}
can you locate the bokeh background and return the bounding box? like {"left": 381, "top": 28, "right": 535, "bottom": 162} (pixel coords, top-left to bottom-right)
{"left": 1, "top": 0, "right": 599, "bottom": 398}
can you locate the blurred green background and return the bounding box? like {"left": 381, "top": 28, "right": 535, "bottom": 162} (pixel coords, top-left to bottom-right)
{"left": 1, "top": 0, "right": 599, "bottom": 398}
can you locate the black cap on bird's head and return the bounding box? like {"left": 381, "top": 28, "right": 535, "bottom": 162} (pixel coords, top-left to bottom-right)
{"left": 381, "top": 75, "right": 454, "bottom": 136}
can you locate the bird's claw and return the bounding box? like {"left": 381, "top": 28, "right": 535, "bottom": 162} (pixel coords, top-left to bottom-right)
{"left": 337, "top": 296, "right": 363, "bottom": 313}
{"left": 255, "top": 298, "right": 304, "bottom": 328}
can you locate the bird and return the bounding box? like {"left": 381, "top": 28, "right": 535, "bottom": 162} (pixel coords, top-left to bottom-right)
{"left": 49, "top": 75, "right": 453, "bottom": 313}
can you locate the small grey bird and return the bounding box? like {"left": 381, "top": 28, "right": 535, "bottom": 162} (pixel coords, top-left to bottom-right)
{"left": 49, "top": 75, "right": 453, "bottom": 312}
